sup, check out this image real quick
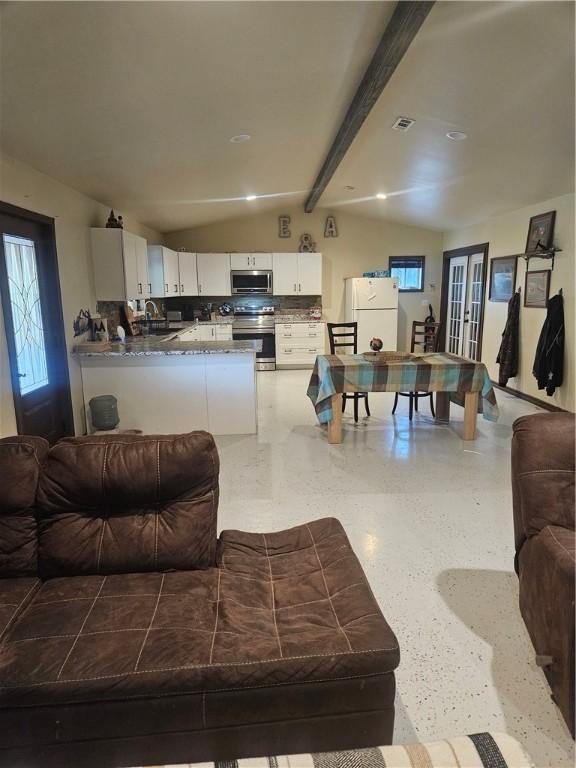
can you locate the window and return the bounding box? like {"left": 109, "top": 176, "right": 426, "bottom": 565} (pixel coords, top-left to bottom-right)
{"left": 389, "top": 256, "right": 425, "bottom": 292}
{"left": 3, "top": 234, "right": 49, "bottom": 394}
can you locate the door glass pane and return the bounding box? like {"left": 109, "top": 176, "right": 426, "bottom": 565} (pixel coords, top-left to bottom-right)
{"left": 448, "top": 263, "right": 465, "bottom": 355}
{"left": 3, "top": 234, "right": 49, "bottom": 395}
{"left": 466, "top": 261, "right": 484, "bottom": 361}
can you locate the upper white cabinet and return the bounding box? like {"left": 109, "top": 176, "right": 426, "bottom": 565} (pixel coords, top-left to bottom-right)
{"left": 230, "top": 253, "right": 253, "bottom": 270}
{"left": 148, "top": 246, "right": 180, "bottom": 297}
{"left": 272, "top": 253, "right": 322, "bottom": 296}
{"left": 298, "top": 252, "right": 322, "bottom": 295}
{"left": 272, "top": 253, "right": 298, "bottom": 295}
{"left": 91, "top": 228, "right": 150, "bottom": 301}
{"left": 177, "top": 251, "right": 198, "bottom": 296}
{"left": 230, "top": 253, "right": 272, "bottom": 270}
{"left": 197, "top": 253, "right": 231, "bottom": 296}
{"left": 251, "top": 253, "right": 272, "bottom": 269}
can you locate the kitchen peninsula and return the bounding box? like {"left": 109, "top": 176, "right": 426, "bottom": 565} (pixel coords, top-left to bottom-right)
{"left": 74, "top": 335, "right": 260, "bottom": 435}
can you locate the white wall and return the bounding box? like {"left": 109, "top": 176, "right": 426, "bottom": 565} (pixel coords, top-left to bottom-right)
{"left": 0, "top": 153, "right": 162, "bottom": 437}
{"left": 443, "top": 193, "right": 574, "bottom": 412}
{"left": 164, "top": 207, "right": 444, "bottom": 351}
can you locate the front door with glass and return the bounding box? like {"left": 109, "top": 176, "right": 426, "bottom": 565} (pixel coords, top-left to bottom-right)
{"left": 0, "top": 205, "right": 73, "bottom": 442}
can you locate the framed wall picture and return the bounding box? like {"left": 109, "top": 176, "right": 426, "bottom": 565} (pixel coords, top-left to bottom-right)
{"left": 524, "top": 270, "right": 551, "bottom": 308}
{"left": 489, "top": 255, "right": 517, "bottom": 302}
{"left": 525, "top": 210, "right": 556, "bottom": 253}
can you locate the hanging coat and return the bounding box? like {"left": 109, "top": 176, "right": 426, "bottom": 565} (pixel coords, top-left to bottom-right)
{"left": 533, "top": 293, "right": 564, "bottom": 396}
{"left": 496, "top": 290, "right": 520, "bottom": 386}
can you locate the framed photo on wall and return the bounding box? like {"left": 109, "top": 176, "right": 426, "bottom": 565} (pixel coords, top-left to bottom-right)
{"left": 524, "top": 270, "right": 551, "bottom": 308}
{"left": 489, "top": 256, "right": 517, "bottom": 302}
{"left": 525, "top": 210, "right": 556, "bottom": 253}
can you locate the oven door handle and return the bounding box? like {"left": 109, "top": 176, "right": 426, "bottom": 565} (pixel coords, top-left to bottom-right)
{"left": 233, "top": 328, "right": 275, "bottom": 335}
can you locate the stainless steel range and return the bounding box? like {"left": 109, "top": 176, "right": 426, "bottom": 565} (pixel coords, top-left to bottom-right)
{"left": 232, "top": 306, "right": 275, "bottom": 371}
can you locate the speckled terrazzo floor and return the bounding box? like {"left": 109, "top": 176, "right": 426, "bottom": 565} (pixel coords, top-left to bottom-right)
{"left": 210, "top": 370, "right": 574, "bottom": 768}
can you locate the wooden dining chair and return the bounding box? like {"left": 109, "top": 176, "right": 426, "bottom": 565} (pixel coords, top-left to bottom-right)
{"left": 392, "top": 321, "right": 443, "bottom": 420}
{"left": 327, "top": 322, "right": 370, "bottom": 422}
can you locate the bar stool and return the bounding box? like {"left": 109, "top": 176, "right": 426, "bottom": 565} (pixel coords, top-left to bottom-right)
{"left": 327, "top": 322, "right": 370, "bottom": 422}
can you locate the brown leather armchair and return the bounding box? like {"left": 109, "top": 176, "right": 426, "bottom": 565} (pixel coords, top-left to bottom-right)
{"left": 512, "top": 412, "right": 575, "bottom": 737}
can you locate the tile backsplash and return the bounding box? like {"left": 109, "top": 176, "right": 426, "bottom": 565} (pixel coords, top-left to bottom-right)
{"left": 96, "top": 295, "right": 322, "bottom": 333}
{"left": 162, "top": 294, "right": 321, "bottom": 320}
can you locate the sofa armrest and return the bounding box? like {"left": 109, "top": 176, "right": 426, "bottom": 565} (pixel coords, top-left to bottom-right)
{"left": 512, "top": 413, "right": 575, "bottom": 568}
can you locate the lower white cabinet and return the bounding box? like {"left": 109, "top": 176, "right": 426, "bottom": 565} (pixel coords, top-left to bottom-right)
{"left": 276, "top": 322, "right": 325, "bottom": 369}
{"left": 177, "top": 324, "right": 233, "bottom": 342}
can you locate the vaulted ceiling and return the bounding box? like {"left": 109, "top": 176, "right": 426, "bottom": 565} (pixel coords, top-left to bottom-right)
{"left": 1, "top": 1, "right": 573, "bottom": 233}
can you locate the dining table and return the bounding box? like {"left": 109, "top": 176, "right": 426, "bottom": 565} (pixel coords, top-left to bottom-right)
{"left": 307, "top": 351, "right": 499, "bottom": 444}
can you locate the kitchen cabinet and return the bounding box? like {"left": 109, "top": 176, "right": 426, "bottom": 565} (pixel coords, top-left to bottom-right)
{"left": 251, "top": 253, "right": 272, "bottom": 269}
{"left": 91, "top": 228, "right": 150, "bottom": 301}
{"left": 177, "top": 323, "right": 233, "bottom": 342}
{"left": 215, "top": 324, "right": 233, "bottom": 340}
{"left": 297, "top": 252, "right": 322, "bottom": 295}
{"left": 230, "top": 253, "right": 253, "bottom": 269}
{"left": 276, "top": 322, "right": 325, "bottom": 369}
{"left": 177, "top": 252, "right": 198, "bottom": 296}
{"left": 197, "top": 253, "right": 231, "bottom": 296}
{"left": 148, "top": 246, "right": 180, "bottom": 298}
{"left": 230, "top": 253, "right": 272, "bottom": 269}
{"left": 272, "top": 253, "right": 322, "bottom": 296}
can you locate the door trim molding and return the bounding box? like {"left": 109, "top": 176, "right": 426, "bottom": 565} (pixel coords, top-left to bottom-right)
{"left": 0, "top": 201, "right": 74, "bottom": 439}
{"left": 439, "top": 242, "right": 489, "bottom": 358}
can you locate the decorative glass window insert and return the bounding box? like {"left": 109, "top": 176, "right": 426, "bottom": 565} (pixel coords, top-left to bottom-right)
{"left": 389, "top": 256, "right": 425, "bottom": 292}
{"left": 3, "top": 234, "right": 49, "bottom": 395}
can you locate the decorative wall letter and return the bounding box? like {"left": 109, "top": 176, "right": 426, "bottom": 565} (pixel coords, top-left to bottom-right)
{"left": 324, "top": 216, "right": 338, "bottom": 238}
{"left": 278, "top": 215, "right": 291, "bottom": 238}
{"left": 299, "top": 233, "right": 316, "bottom": 253}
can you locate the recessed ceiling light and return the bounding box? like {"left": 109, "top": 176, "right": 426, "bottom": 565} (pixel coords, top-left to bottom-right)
{"left": 446, "top": 131, "right": 467, "bottom": 141}
{"left": 245, "top": 195, "right": 257, "bottom": 201}
{"left": 376, "top": 193, "right": 387, "bottom": 200}
{"left": 230, "top": 134, "right": 251, "bottom": 143}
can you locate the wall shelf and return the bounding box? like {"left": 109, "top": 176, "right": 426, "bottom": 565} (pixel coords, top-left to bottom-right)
{"left": 507, "top": 244, "right": 562, "bottom": 272}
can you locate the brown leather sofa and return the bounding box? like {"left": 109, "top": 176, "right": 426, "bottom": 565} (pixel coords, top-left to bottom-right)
{"left": 512, "top": 412, "right": 575, "bottom": 737}
{"left": 0, "top": 433, "right": 400, "bottom": 768}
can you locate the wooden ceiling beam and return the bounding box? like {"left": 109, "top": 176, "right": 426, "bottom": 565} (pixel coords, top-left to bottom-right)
{"left": 304, "top": 1, "right": 435, "bottom": 213}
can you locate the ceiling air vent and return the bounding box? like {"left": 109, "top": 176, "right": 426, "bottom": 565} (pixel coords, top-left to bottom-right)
{"left": 392, "top": 116, "right": 415, "bottom": 132}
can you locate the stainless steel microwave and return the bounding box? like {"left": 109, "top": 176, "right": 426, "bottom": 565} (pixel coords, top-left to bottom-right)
{"left": 230, "top": 270, "right": 273, "bottom": 295}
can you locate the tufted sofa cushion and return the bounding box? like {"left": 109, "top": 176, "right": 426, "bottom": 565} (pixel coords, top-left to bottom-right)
{"left": 0, "top": 436, "right": 49, "bottom": 577}
{"left": 36, "top": 432, "right": 219, "bottom": 577}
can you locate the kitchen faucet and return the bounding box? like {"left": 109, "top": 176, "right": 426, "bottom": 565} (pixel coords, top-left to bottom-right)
{"left": 145, "top": 300, "right": 159, "bottom": 319}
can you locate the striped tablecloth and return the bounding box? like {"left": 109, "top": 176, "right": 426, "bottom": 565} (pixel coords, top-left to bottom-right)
{"left": 307, "top": 352, "right": 499, "bottom": 425}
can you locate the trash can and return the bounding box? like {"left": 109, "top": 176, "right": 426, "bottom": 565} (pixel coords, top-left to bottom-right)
{"left": 89, "top": 395, "right": 119, "bottom": 431}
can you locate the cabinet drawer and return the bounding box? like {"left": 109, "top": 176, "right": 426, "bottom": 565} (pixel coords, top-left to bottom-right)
{"left": 276, "top": 323, "right": 324, "bottom": 338}
{"left": 277, "top": 336, "right": 324, "bottom": 350}
{"left": 277, "top": 345, "right": 323, "bottom": 356}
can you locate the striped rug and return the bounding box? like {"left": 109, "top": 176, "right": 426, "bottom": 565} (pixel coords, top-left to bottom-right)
{"left": 149, "top": 731, "right": 532, "bottom": 768}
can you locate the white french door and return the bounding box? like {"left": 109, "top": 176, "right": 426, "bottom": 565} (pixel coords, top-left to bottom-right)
{"left": 445, "top": 252, "right": 485, "bottom": 360}
{"left": 446, "top": 255, "right": 468, "bottom": 356}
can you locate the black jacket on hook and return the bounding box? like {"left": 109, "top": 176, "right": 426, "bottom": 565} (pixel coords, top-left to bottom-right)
{"left": 497, "top": 290, "right": 520, "bottom": 386}
{"left": 533, "top": 292, "right": 564, "bottom": 396}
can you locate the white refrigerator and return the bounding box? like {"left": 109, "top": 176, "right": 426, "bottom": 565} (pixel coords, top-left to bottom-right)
{"left": 345, "top": 277, "right": 399, "bottom": 352}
